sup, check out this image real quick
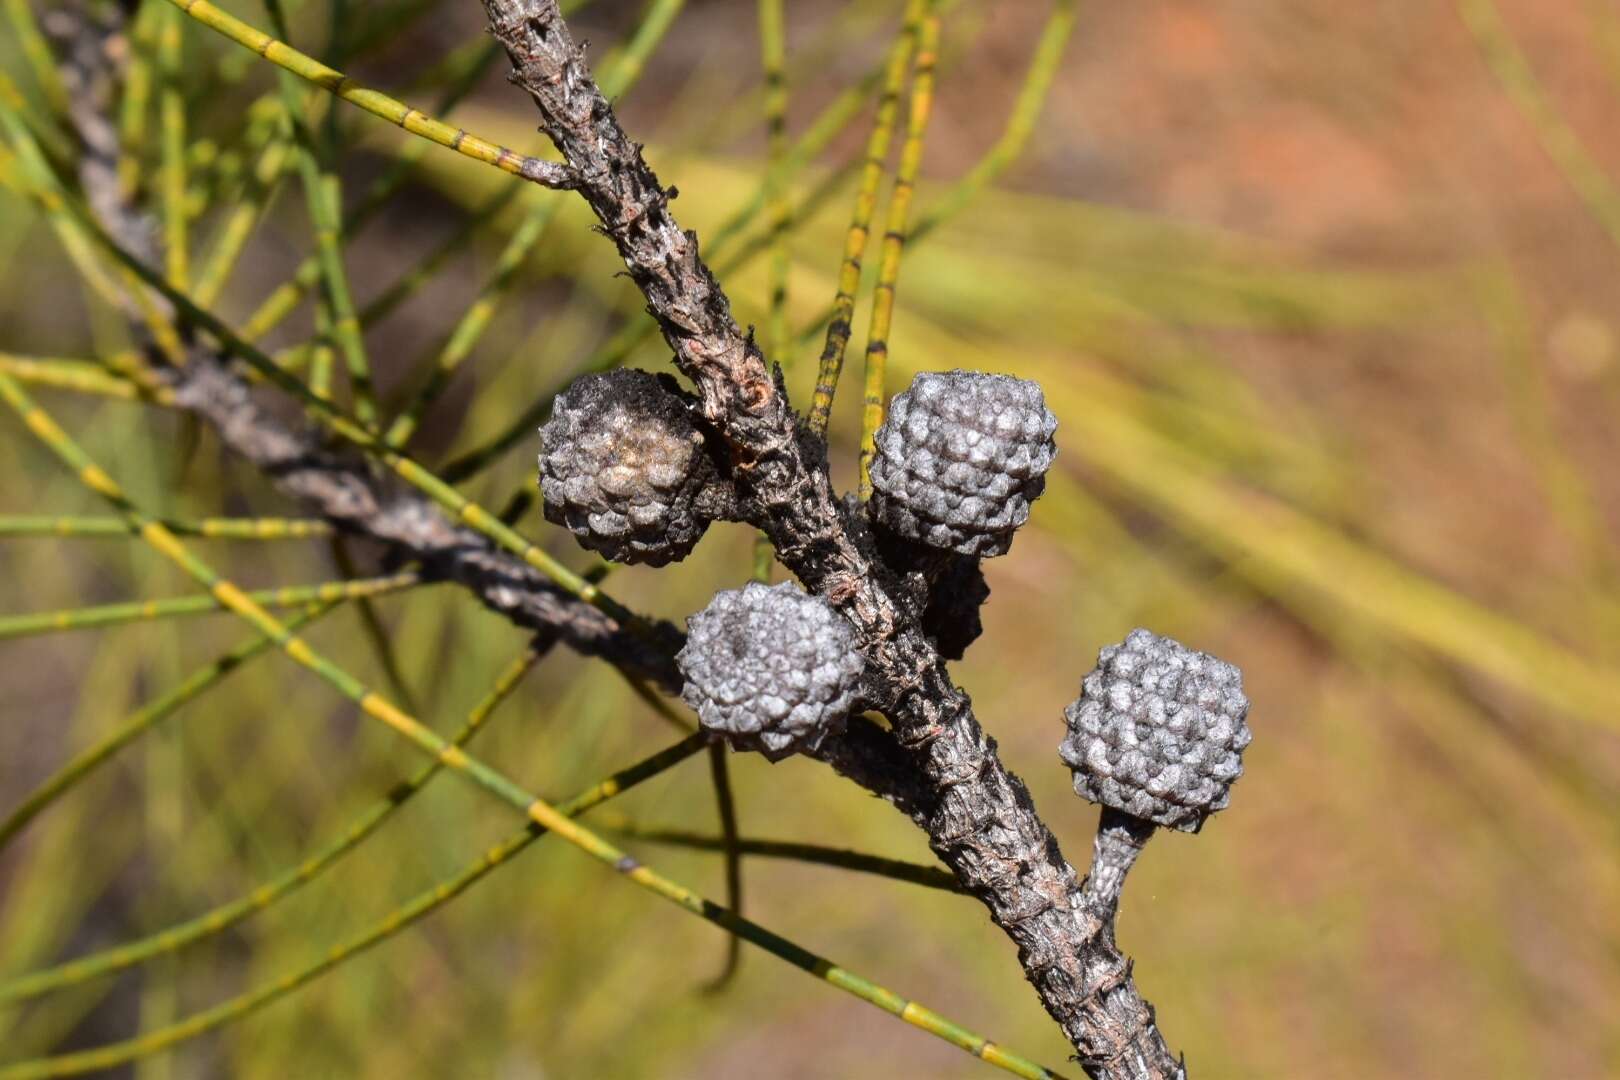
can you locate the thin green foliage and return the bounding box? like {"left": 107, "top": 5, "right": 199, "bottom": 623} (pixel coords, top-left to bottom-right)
{"left": 0, "top": 354, "right": 174, "bottom": 404}
{"left": 1, "top": 0, "right": 69, "bottom": 124}
{"left": 910, "top": 0, "right": 1075, "bottom": 243}
{"left": 158, "top": 2, "right": 189, "bottom": 288}
{"left": 165, "top": 0, "right": 580, "bottom": 193}
{"left": 0, "top": 645, "right": 543, "bottom": 1004}
{"left": 0, "top": 602, "right": 341, "bottom": 855}
{"left": 264, "top": 0, "right": 377, "bottom": 423}
{"left": 597, "top": 815, "right": 962, "bottom": 892}
{"left": 808, "top": 0, "right": 924, "bottom": 435}
{"left": 1457, "top": 0, "right": 1620, "bottom": 253}
{"left": 0, "top": 574, "right": 418, "bottom": 640}
{"left": 235, "top": 39, "right": 503, "bottom": 342}
{"left": 0, "top": 734, "right": 712, "bottom": 1079}
{"left": 0, "top": 514, "right": 332, "bottom": 539}
{"left": 858, "top": 8, "right": 939, "bottom": 498}
{"left": 384, "top": 0, "right": 688, "bottom": 448}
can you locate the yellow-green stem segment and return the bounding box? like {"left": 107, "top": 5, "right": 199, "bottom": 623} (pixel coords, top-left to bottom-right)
{"left": 858, "top": 11, "right": 940, "bottom": 499}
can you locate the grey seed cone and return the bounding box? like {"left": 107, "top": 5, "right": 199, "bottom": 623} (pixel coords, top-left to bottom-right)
{"left": 869, "top": 369, "right": 1058, "bottom": 557}
{"left": 1059, "top": 628, "right": 1252, "bottom": 833}
{"left": 677, "top": 581, "right": 865, "bottom": 761}
{"left": 538, "top": 369, "right": 714, "bottom": 566}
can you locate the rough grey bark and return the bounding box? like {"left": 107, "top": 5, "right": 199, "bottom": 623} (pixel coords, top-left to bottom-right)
{"left": 482, "top": 0, "right": 1185, "bottom": 1072}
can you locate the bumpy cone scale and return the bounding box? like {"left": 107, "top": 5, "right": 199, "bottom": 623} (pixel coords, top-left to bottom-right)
{"left": 538, "top": 369, "right": 720, "bottom": 566}
{"left": 1060, "top": 628, "right": 1252, "bottom": 834}
{"left": 676, "top": 581, "right": 865, "bottom": 761}
{"left": 869, "top": 369, "right": 1058, "bottom": 558}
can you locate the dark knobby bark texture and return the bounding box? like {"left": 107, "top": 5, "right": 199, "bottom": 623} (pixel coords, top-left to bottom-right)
{"left": 482, "top": 1, "right": 1185, "bottom": 1073}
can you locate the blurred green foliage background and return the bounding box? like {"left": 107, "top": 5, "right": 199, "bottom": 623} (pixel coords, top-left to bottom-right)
{"left": 2, "top": 0, "right": 1619, "bottom": 1076}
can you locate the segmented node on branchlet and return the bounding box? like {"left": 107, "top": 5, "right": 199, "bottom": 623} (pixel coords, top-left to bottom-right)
{"left": 677, "top": 581, "right": 865, "bottom": 761}
{"left": 1059, "top": 628, "right": 1251, "bottom": 833}
{"left": 869, "top": 369, "right": 1058, "bottom": 557}
{"left": 538, "top": 368, "right": 715, "bottom": 566}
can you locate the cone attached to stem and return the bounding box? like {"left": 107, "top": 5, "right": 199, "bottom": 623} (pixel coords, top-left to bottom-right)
{"left": 538, "top": 368, "right": 725, "bottom": 566}
{"left": 677, "top": 581, "right": 865, "bottom": 761}
{"left": 868, "top": 369, "right": 1057, "bottom": 557}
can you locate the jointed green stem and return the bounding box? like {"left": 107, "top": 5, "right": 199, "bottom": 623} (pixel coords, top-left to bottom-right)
{"left": 807, "top": 0, "right": 924, "bottom": 436}
{"left": 385, "top": 194, "right": 560, "bottom": 447}
{"left": 0, "top": 734, "right": 711, "bottom": 1078}
{"left": 0, "top": 355, "right": 173, "bottom": 404}
{"left": 353, "top": 181, "right": 525, "bottom": 335}
{"left": 435, "top": 15, "right": 942, "bottom": 485}
{"left": 703, "top": 744, "right": 745, "bottom": 990}
{"left": 165, "top": 0, "right": 578, "bottom": 191}
{"left": 0, "top": 602, "right": 342, "bottom": 854}
{"left": 1458, "top": 0, "right": 1620, "bottom": 254}
{"left": 1, "top": 0, "right": 71, "bottom": 125}
{"left": 0, "top": 124, "right": 124, "bottom": 309}
{"left": 596, "top": 816, "right": 962, "bottom": 892}
{"left": 158, "top": 2, "right": 189, "bottom": 288}
{"left": 0, "top": 70, "right": 73, "bottom": 170}
{"left": 858, "top": 10, "right": 940, "bottom": 500}
{"left": 909, "top": 0, "right": 1076, "bottom": 244}
{"left": 5, "top": 156, "right": 633, "bottom": 621}
{"left": 0, "top": 371, "right": 611, "bottom": 837}
{"left": 116, "top": 1, "right": 160, "bottom": 200}
{"left": 264, "top": 0, "right": 377, "bottom": 423}
{"left": 0, "top": 645, "right": 544, "bottom": 1004}
{"left": 308, "top": 282, "right": 337, "bottom": 401}
{"left": 383, "top": 0, "right": 686, "bottom": 448}
{"left": 234, "top": 40, "right": 504, "bottom": 342}
{"left": 190, "top": 127, "right": 293, "bottom": 308}
{"left": 439, "top": 143, "right": 865, "bottom": 485}
{"left": 0, "top": 514, "right": 332, "bottom": 540}
{"left": 0, "top": 574, "right": 418, "bottom": 641}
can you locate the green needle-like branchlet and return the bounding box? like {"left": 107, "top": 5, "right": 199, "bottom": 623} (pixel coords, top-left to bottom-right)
{"left": 264, "top": 0, "right": 377, "bottom": 423}
{"left": 909, "top": 0, "right": 1076, "bottom": 244}
{"left": 115, "top": 1, "right": 160, "bottom": 200}
{"left": 4, "top": 158, "right": 633, "bottom": 621}
{"left": 0, "top": 69, "right": 73, "bottom": 170}
{"left": 1458, "top": 0, "right": 1620, "bottom": 255}
{"left": 1, "top": 0, "right": 71, "bottom": 126}
{"left": 807, "top": 0, "right": 925, "bottom": 436}
{"left": 1, "top": 377, "right": 1065, "bottom": 1077}
{"left": 0, "top": 355, "right": 173, "bottom": 404}
{"left": 165, "top": 0, "right": 579, "bottom": 192}
{"left": 0, "top": 514, "right": 332, "bottom": 540}
{"left": 0, "top": 734, "right": 711, "bottom": 1078}
{"left": 190, "top": 130, "right": 293, "bottom": 308}
{"left": 234, "top": 39, "right": 505, "bottom": 342}
{"left": 595, "top": 815, "right": 962, "bottom": 892}
{"left": 0, "top": 602, "right": 343, "bottom": 853}
{"left": 157, "top": 1, "right": 190, "bottom": 288}
{"left": 384, "top": 0, "right": 685, "bottom": 448}
{"left": 858, "top": 10, "right": 939, "bottom": 501}
{"left": 0, "top": 574, "right": 417, "bottom": 640}
{"left": 0, "top": 646, "right": 544, "bottom": 1003}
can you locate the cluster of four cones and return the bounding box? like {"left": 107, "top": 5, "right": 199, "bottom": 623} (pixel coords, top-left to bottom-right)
{"left": 537, "top": 365, "right": 1253, "bottom": 896}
